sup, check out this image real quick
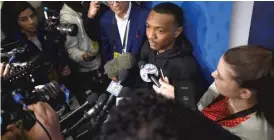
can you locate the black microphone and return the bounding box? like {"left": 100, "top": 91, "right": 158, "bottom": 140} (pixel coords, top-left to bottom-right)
{"left": 60, "top": 93, "right": 98, "bottom": 124}
{"left": 138, "top": 61, "right": 161, "bottom": 88}
{"left": 95, "top": 69, "right": 130, "bottom": 122}
{"left": 62, "top": 93, "right": 108, "bottom": 135}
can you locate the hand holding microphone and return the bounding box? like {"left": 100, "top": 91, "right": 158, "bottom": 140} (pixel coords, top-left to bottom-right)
{"left": 153, "top": 77, "right": 175, "bottom": 99}
{"left": 138, "top": 61, "right": 175, "bottom": 98}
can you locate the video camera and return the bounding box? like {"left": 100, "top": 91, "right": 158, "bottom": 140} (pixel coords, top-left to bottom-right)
{"left": 1, "top": 80, "right": 73, "bottom": 135}
{"left": 43, "top": 6, "right": 78, "bottom": 40}
{"left": 1, "top": 52, "right": 73, "bottom": 135}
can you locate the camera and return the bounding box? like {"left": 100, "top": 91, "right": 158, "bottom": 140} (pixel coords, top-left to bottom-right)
{"left": 1, "top": 80, "right": 72, "bottom": 135}
{"left": 43, "top": 7, "right": 78, "bottom": 37}
{"left": 1, "top": 52, "right": 73, "bottom": 135}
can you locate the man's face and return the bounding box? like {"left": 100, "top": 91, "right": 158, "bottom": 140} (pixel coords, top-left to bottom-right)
{"left": 17, "top": 8, "right": 37, "bottom": 33}
{"left": 107, "top": 1, "right": 129, "bottom": 17}
{"left": 146, "top": 10, "right": 181, "bottom": 51}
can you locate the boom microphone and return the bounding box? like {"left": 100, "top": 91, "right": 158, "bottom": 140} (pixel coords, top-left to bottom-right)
{"left": 104, "top": 53, "right": 136, "bottom": 79}
{"left": 138, "top": 61, "right": 161, "bottom": 88}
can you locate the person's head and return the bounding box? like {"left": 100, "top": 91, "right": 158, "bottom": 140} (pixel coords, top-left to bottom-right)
{"left": 1, "top": 1, "right": 38, "bottom": 37}
{"left": 96, "top": 89, "right": 240, "bottom": 140}
{"left": 106, "top": 1, "right": 129, "bottom": 18}
{"left": 212, "top": 45, "right": 274, "bottom": 126}
{"left": 146, "top": 2, "right": 183, "bottom": 53}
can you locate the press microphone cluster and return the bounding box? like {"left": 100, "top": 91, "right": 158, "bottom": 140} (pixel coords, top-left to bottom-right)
{"left": 63, "top": 54, "right": 137, "bottom": 138}
{"left": 60, "top": 93, "right": 99, "bottom": 125}
{"left": 138, "top": 61, "right": 161, "bottom": 88}
{"left": 62, "top": 93, "right": 108, "bottom": 136}
{"left": 62, "top": 69, "right": 129, "bottom": 137}
{"left": 74, "top": 68, "right": 132, "bottom": 139}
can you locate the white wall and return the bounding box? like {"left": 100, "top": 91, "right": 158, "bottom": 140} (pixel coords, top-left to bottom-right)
{"left": 229, "top": 1, "right": 254, "bottom": 48}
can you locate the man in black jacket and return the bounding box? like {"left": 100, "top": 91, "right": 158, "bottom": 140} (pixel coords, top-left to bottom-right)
{"left": 139, "top": 2, "right": 207, "bottom": 110}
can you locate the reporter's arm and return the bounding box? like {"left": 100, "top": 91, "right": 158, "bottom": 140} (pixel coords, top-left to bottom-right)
{"left": 153, "top": 77, "right": 175, "bottom": 99}
{"left": 64, "top": 35, "right": 86, "bottom": 63}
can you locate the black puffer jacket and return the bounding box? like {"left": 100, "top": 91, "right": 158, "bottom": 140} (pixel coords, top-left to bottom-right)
{"left": 140, "top": 39, "right": 207, "bottom": 109}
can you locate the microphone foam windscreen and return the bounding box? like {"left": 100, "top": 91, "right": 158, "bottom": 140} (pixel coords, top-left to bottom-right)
{"left": 104, "top": 53, "right": 136, "bottom": 79}
{"left": 117, "top": 53, "right": 136, "bottom": 70}
{"left": 104, "top": 58, "right": 119, "bottom": 79}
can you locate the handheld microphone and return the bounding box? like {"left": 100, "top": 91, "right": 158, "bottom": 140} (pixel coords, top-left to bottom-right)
{"left": 60, "top": 93, "right": 98, "bottom": 124}
{"left": 138, "top": 61, "right": 161, "bottom": 88}
{"left": 62, "top": 93, "right": 108, "bottom": 135}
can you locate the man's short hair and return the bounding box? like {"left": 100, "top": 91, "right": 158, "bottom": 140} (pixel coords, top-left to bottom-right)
{"left": 96, "top": 89, "right": 241, "bottom": 140}
{"left": 152, "top": 2, "right": 184, "bottom": 26}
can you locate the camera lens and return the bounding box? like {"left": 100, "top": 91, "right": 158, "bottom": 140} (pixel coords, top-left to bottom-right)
{"left": 56, "top": 24, "right": 78, "bottom": 36}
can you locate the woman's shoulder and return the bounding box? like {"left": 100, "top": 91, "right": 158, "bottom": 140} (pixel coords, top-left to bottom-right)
{"left": 197, "top": 82, "right": 219, "bottom": 110}
{"left": 244, "top": 115, "right": 274, "bottom": 133}
{"left": 227, "top": 115, "right": 274, "bottom": 140}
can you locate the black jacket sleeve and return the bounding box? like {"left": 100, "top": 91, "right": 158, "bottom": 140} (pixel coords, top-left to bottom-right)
{"left": 174, "top": 80, "right": 197, "bottom": 110}
{"left": 172, "top": 56, "right": 207, "bottom": 110}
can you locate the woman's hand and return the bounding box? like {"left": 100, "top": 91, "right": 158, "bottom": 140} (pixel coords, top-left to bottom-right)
{"left": 153, "top": 77, "right": 175, "bottom": 99}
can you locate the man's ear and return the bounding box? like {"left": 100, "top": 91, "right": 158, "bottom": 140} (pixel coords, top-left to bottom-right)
{"left": 174, "top": 27, "right": 183, "bottom": 38}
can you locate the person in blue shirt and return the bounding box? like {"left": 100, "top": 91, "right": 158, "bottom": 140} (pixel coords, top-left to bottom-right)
{"left": 100, "top": 1, "right": 149, "bottom": 63}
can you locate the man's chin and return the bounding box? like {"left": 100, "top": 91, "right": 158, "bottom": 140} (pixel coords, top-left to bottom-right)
{"left": 150, "top": 45, "right": 158, "bottom": 51}
{"left": 28, "top": 29, "right": 37, "bottom": 33}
